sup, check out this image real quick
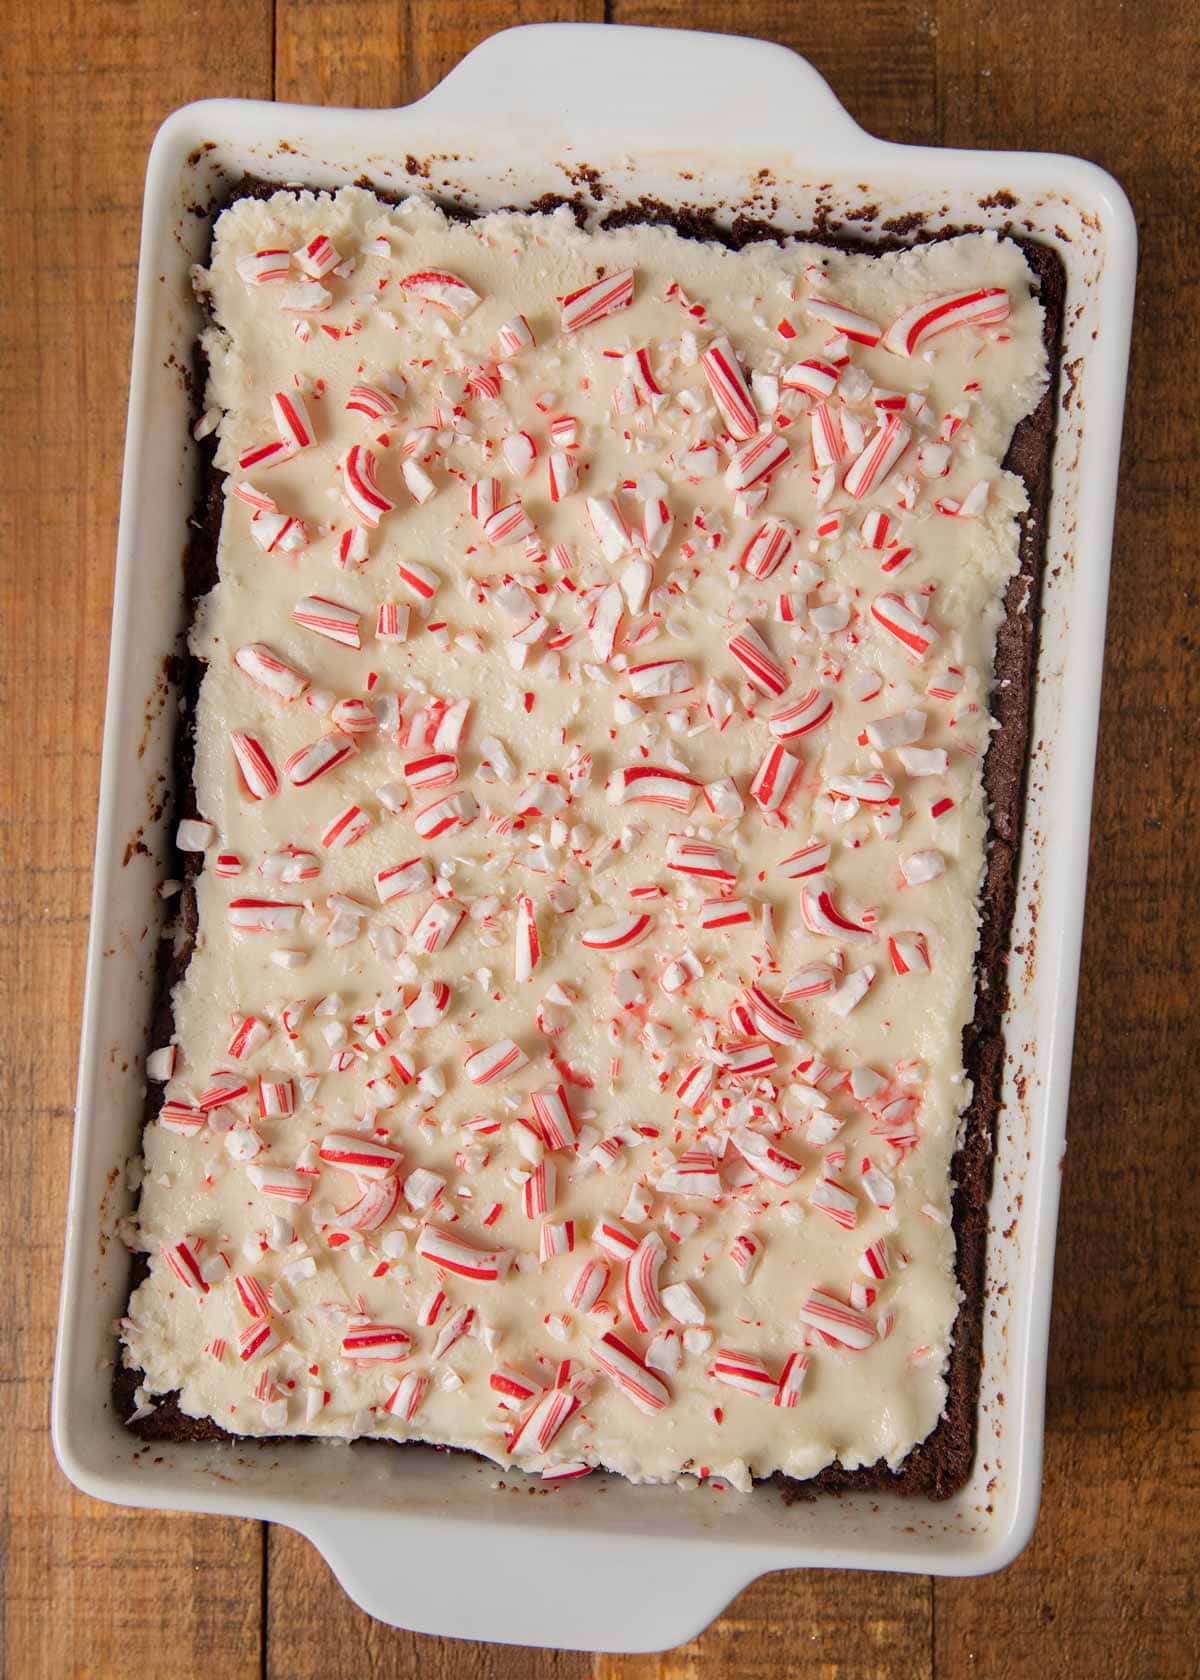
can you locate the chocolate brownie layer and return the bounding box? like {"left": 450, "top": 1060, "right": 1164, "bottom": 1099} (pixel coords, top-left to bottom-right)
{"left": 116, "top": 187, "right": 1063, "bottom": 1500}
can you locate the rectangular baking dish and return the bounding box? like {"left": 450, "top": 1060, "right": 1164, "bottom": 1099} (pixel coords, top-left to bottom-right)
{"left": 53, "top": 22, "right": 1135, "bottom": 1652}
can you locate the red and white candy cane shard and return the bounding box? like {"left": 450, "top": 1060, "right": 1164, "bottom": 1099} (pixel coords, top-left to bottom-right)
{"left": 344, "top": 1176, "right": 403, "bottom": 1232}
{"left": 561, "top": 267, "right": 635, "bottom": 332}
{"left": 162, "top": 1237, "right": 208, "bottom": 1291}
{"left": 346, "top": 381, "right": 400, "bottom": 421}
{"left": 627, "top": 658, "right": 694, "bottom": 699}
{"left": 700, "top": 896, "right": 754, "bottom": 930}
{"left": 375, "top": 856, "right": 433, "bottom": 904}
{"left": 414, "top": 790, "right": 479, "bottom": 840}
{"left": 871, "top": 592, "right": 938, "bottom": 661}
{"left": 384, "top": 1371, "right": 428, "bottom": 1422}
{"left": 883, "top": 286, "right": 1010, "bottom": 356}
{"left": 284, "top": 731, "right": 358, "bottom": 787}
{"left": 464, "top": 1039, "right": 529, "bottom": 1086}
{"left": 293, "top": 594, "right": 362, "bottom": 650}
{"left": 780, "top": 963, "right": 836, "bottom": 1001}
{"left": 774, "top": 1351, "right": 810, "bottom": 1407}
{"left": 469, "top": 477, "right": 502, "bottom": 524}
{"left": 741, "top": 984, "right": 806, "bottom": 1045}
{"left": 507, "top": 1386, "right": 581, "bottom": 1457}
{"left": 548, "top": 450, "right": 579, "bottom": 502}
{"left": 567, "top": 1258, "right": 609, "bottom": 1311}
{"left": 342, "top": 444, "right": 394, "bottom": 527}
{"left": 888, "top": 931, "right": 932, "bottom": 975}
{"left": 522, "top": 1160, "right": 557, "bottom": 1219}
{"left": 731, "top": 1126, "right": 803, "bottom": 1185}
{"left": 809, "top": 400, "right": 849, "bottom": 469}
{"left": 728, "top": 622, "right": 788, "bottom": 697}
{"left": 234, "top": 1274, "right": 271, "bottom": 1319}
{"left": 710, "top": 1347, "right": 776, "bottom": 1397}
{"left": 860, "top": 1237, "right": 892, "bottom": 1280}
{"left": 496, "top": 313, "right": 535, "bottom": 357}
{"left": 237, "top": 248, "right": 290, "bottom": 285}
{"left": 158, "top": 1095, "right": 205, "bottom": 1135}
{"left": 376, "top": 600, "right": 408, "bottom": 641}
{"left": 432, "top": 1304, "right": 476, "bottom": 1361}
{"left": 270, "top": 388, "right": 314, "bottom": 451}
{"left": 237, "top": 436, "right": 297, "bottom": 472}
{"left": 320, "top": 804, "right": 372, "bottom": 850}
{"left": 729, "top": 1232, "right": 763, "bottom": 1283}
{"left": 246, "top": 1162, "right": 311, "bottom": 1202}
{"left": 769, "top": 687, "right": 833, "bottom": 741}
{"left": 843, "top": 418, "right": 912, "bottom": 499}
{"left": 590, "top": 1331, "right": 671, "bottom": 1414}
{"left": 227, "top": 897, "right": 302, "bottom": 933}
{"left": 399, "top": 268, "right": 481, "bottom": 318}
{"left": 722, "top": 1039, "right": 777, "bottom": 1077}
{"left": 415, "top": 1225, "right": 510, "bottom": 1282}
{"left": 724, "top": 430, "right": 791, "bottom": 492}
{"left": 403, "top": 751, "right": 457, "bottom": 789}
{"left": 781, "top": 358, "right": 840, "bottom": 399}
{"left": 701, "top": 334, "right": 759, "bottom": 439}
{"left": 800, "top": 883, "right": 875, "bottom": 942}
{"left": 860, "top": 508, "right": 893, "bottom": 549}
{"left": 538, "top": 1220, "right": 575, "bottom": 1263}
{"left": 592, "top": 1217, "right": 639, "bottom": 1260}
{"left": 395, "top": 558, "right": 440, "bottom": 601}
{"left": 656, "top": 1150, "right": 723, "bottom": 1198}
{"left": 406, "top": 980, "right": 451, "bottom": 1028}
{"left": 234, "top": 642, "right": 309, "bottom": 702}
{"left": 750, "top": 742, "right": 801, "bottom": 814}
{"left": 624, "top": 1232, "right": 666, "bottom": 1333}
{"left": 805, "top": 295, "right": 882, "bottom": 346}
{"left": 230, "top": 730, "right": 279, "bottom": 800}
{"left": 531, "top": 1084, "right": 576, "bottom": 1151}
{"left": 810, "top": 1176, "right": 858, "bottom": 1229}
{"left": 490, "top": 1364, "right": 541, "bottom": 1404}
{"left": 798, "top": 1287, "right": 877, "bottom": 1350}
{"left": 238, "top": 1317, "right": 283, "bottom": 1362}
{"left": 257, "top": 1076, "right": 294, "bottom": 1118}
{"left": 514, "top": 893, "right": 541, "bottom": 982}
{"left": 778, "top": 838, "right": 831, "bottom": 879}
{"left": 483, "top": 501, "right": 535, "bottom": 546}
{"left": 319, "top": 1132, "right": 402, "bottom": 1180}
{"left": 665, "top": 836, "right": 737, "bottom": 884}
{"left": 411, "top": 897, "right": 464, "bottom": 955}
{"left": 740, "top": 516, "right": 794, "bottom": 580}
{"left": 614, "top": 765, "right": 699, "bottom": 813}
{"left": 581, "top": 913, "right": 653, "bottom": 952}
{"left": 295, "top": 233, "right": 339, "bottom": 277}
{"left": 341, "top": 1322, "right": 412, "bottom": 1362}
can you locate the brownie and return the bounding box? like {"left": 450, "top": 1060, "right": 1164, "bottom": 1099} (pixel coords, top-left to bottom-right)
{"left": 116, "top": 184, "right": 1064, "bottom": 1502}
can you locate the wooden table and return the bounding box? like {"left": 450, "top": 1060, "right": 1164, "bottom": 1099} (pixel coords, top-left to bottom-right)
{"left": 3, "top": 2, "right": 1197, "bottom": 1674}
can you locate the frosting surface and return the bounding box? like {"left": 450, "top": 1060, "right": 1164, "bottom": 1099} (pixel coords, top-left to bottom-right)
{"left": 121, "top": 189, "right": 1047, "bottom": 1489}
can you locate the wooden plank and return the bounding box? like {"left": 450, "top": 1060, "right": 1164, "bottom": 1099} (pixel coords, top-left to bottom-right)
{"left": 610, "top": 0, "right": 939, "bottom": 140}
{"left": 928, "top": 2, "right": 1200, "bottom": 1677}
{"left": 265, "top": 2, "right": 600, "bottom": 1669}
{"left": 595, "top": 1572, "right": 933, "bottom": 1680}
{"left": 934, "top": 1395, "right": 1200, "bottom": 1679}
{"left": 276, "top": 0, "right": 606, "bottom": 107}
{"left": 0, "top": 1, "right": 273, "bottom": 1676}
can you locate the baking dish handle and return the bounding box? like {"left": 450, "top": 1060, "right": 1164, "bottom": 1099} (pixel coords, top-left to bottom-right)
{"left": 415, "top": 22, "right": 867, "bottom": 155}
{"left": 296, "top": 1511, "right": 758, "bottom": 1650}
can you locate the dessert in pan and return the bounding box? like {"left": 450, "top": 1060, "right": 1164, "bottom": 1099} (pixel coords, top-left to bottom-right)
{"left": 119, "top": 185, "right": 1059, "bottom": 1497}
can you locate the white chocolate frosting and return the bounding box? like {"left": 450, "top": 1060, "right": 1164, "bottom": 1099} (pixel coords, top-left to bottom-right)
{"left": 121, "top": 188, "right": 1048, "bottom": 1490}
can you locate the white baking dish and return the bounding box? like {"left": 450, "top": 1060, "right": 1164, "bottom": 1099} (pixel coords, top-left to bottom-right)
{"left": 53, "top": 22, "right": 1135, "bottom": 1652}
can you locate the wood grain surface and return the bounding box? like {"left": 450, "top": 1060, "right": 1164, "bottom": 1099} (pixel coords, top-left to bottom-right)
{"left": 2, "top": 1, "right": 1195, "bottom": 1676}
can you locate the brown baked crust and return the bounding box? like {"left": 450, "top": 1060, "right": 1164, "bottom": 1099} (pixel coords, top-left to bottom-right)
{"left": 116, "top": 187, "right": 1064, "bottom": 1499}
